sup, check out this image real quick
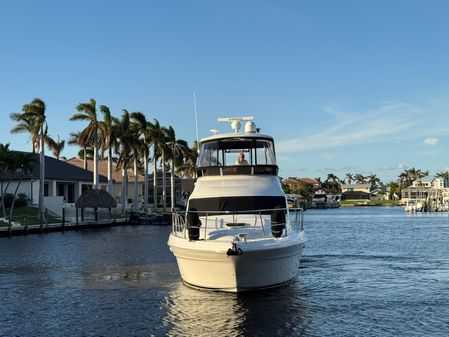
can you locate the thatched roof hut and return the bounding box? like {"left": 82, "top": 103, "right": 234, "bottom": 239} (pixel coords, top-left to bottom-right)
{"left": 75, "top": 189, "right": 117, "bottom": 209}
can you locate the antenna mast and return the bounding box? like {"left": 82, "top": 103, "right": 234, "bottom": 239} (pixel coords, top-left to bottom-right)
{"left": 193, "top": 92, "right": 199, "bottom": 147}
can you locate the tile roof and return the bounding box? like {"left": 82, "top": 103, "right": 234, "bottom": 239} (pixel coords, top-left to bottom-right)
{"left": 6, "top": 152, "right": 107, "bottom": 182}
{"left": 65, "top": 157, "right": 145, "bottom": 183}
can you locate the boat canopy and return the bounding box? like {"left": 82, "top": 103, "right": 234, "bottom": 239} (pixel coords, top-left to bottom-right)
{"left": 197, "top": 136, "right": 278, "bottom": 176}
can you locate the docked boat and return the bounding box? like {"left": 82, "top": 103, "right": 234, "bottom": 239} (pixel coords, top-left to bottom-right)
{"left": 311, "top": 190, "right": 340, "bottom": 209}
{"left": 311, "top": 190, "right": 328, "bottom": 208}
{"left": 168, "top": 117, "right": 306, "bottom": 292}
{"left": 405, "top": 199, "right": 425, "bottom": 212}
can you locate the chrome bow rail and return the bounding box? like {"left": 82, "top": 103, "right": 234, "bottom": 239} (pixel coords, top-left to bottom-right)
{"left": 171, "top": 207, "right": 304, "bottom": 240}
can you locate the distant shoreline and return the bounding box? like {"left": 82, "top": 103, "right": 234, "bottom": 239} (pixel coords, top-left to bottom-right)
{"left": 340, "top": 200, "right": 401, "bottom": 207}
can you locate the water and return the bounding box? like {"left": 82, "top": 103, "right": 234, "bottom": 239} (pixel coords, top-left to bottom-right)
{"left": 1, "top": 207, "right": 448, "bottom": 336}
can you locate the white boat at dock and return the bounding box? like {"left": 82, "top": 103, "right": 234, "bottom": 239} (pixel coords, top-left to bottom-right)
{"left": 168, "top": 117, "right": 306, "bottom": 292}
{"left": 311, "top": 190, "right": 341, "bottom": 209}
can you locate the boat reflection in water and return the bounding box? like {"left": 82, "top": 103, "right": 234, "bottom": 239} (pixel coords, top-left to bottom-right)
{"left": 160, "top": 281, "right": 311, "bottom": 336}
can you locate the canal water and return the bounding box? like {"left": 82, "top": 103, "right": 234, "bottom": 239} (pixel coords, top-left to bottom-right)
{"left": 1, "top": 207, "right": 448, "bottom": 336}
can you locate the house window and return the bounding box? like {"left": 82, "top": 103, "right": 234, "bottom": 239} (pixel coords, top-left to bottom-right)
{"left": 68, "top": 184, "right": 75, "bottom": 203}
{"left": 58, "top": 184, "right": 65, "bottom": 197}
{"left": 44, "top": 183, "right": 49, "bottom": 197}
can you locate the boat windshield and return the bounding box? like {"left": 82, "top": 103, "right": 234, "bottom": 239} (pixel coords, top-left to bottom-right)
{"left": 198, "top": 137, "right": 276, "bottom": 167}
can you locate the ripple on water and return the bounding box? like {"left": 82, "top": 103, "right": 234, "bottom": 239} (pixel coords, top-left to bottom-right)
{"left": 1, "top": 208, "right": 449, "bottom": 336}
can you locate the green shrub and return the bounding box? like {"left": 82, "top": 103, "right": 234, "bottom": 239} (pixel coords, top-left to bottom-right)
{"left": 15, "top": 193, "right": 29, "bottom": 208}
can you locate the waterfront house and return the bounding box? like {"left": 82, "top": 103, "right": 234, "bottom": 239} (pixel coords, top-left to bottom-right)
{"left": 369, "top": 185, "right": 388, "bottom": 200}
{"left": 401, "top": 177, "right": 449, "bottom": 209}
{"left": 340, "top": 183, "right": 388, "bottom": 201}
{"left": 65, "top": 157, "right": 144, "bottom": 205}
{"left": 282, "top": 177, "right": 321, "bottom": 192}
{"left": 340, "top": 183, "right": 371, "bottom": 201}
{"left": 5, "top": 153, "right": 108, "bottom": 216}
{"left": 66, "top": 158, "right": 190, "bottom": 208}
{"left": 147, "top": 170, "right": 191, "bottom": 206}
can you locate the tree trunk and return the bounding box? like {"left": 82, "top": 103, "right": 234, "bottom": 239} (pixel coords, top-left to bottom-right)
{"left": 133, "top": 156, "right": 138, "bottom": 210}
{"left": 39, "top": 125, "right": 45, "bottom": 221}
{"left": 0, "top": 181, "right": 3, "bottom": 218}
{"left": 83, "top": 147, "right": 87, "bottom": 170}
{"left": 121, "top": 168, "right": 126, "bottom": 214}
{"left": 162, "top": 152, "right": 166, "bottom": 213}
{"left": 107, "top": 146, "right": 113, "bottom": 194}
{"left": 9, "top": 179, "right": 22, "bottom": 221}
{"left": 124, "top": 169, "right": 128, "bottom": 211}
{"left": 1, "top": 180, "right": 11, "bottom": 218}
{"left": 153, "top": 156, "right": 157, "bottom": 212}
{"left": 170, "top": 158, "right": 175, "bottom": 212}
{"left": 93, "top": 132, "right": 99, "bottom": 189}
{"left": 144, "top": 151, "right": 148, "bottom": 212}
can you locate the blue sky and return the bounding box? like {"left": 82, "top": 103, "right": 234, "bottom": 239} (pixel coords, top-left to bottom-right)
{"left": 1, "top": 0, "right": 449, "bottom": 182}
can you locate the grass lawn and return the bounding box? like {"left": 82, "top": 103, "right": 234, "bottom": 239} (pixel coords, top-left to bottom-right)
{"left": 0, "top": 207, "right": 61, "bottom": 226}
{"left": 341, "top": 200, "right": 400, "bottom": 207}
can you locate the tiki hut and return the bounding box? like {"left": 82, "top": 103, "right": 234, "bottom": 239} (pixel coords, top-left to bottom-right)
{"left": 75, "top": 189, "right": 117, "bottom": 222}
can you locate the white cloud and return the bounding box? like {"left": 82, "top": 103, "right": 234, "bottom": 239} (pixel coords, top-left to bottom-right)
{"left": 277, "top": 102, "right": 421, "bottom": 153}
{"left": 378, "top": 164, "right": 408, "bottom": 172}
{"left": 424, "top": 137, "right": 438, "bottom": 146}
{"left": 276, "top": 101, "right": 449, "bottom": 154}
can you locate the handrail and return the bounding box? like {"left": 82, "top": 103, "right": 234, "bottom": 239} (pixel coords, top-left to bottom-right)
{"left": 175, "top": 207, "right": 303, "bottom": 215}
{"left": 171, "top": 207, "right": 304, "bottom": 240}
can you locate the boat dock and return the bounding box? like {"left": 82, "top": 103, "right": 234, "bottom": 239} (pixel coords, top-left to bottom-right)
{"left": 0, "top": 211, "right": 172, "bottom": 237}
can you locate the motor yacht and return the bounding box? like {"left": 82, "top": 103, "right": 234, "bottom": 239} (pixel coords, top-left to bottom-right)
{"left": 168, "top": 117, "right": 306, "bottom": 292}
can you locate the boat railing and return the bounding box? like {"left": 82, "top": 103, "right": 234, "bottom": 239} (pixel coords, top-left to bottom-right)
{"left": 171, "top": 207, "right": 304, "bottom": 240}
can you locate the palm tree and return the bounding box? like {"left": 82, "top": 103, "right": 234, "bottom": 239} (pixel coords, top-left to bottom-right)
{"left": 130, "top": 124, "right": 143, "bottom": 210}
{"left": 345, "top": 173, "right": 353, "bottom": 184}
{"left": 46, "top": 135, "right": 65, "bottom": 159}
{"left": 354, "top": 174, "right": 366, "bottom": 184}
{"left": 99, "top": 105, "right": 116, "bottom": 194}
{"left": 68, "top": 132, "right": 91, "bottom": 169}
{"left": 367, "top": 174, "right": 381, "bottom": 186}
{"left": 325, "top": 173, "right": 341, "bottom": 184}
{"left": 148, "top": 119, "right": 165, "bottom": 212}
{"left": 398, "top": 167, "right": 429, "bottom": 189}
{"left": 113, "top": 110, "right": 136, "bottom": 213}
{"left": 10, "top": 98, "right": 46, "bottom": 220}
{"left": 159, "top": 126, "right": 174, "bottom": 212}
{"left": 436, "top": 171, "right": 449, "bottom": 183}
{"left": 164, "top": 125, "right": 189, "bottom": 212}
{"left": 177, "top": 141, "right": 199, "bottom": 178}
{"left": 398, "top": 170, "right": 409, "bottom": 189}
{"left": 70, "top": 98, "right": 104, "bottom": 189}
{"left": 9, "top": 113, "right": 39, "bottom": 152}
{"left": 130, "top": 112, "right": 153, "bottom": 212}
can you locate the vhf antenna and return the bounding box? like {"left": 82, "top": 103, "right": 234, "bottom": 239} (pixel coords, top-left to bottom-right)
{"left": 193, "top": 92, "right": 199, "bottom": 152}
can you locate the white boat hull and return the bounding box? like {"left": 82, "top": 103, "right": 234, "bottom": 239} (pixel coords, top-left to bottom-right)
{"left": 168, "top": 233, "right": 306, "bottom": 292}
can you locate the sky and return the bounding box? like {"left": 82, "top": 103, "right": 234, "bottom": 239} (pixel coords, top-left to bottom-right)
{"left": 1, "top": 0, "right": 449, "bottom": 183}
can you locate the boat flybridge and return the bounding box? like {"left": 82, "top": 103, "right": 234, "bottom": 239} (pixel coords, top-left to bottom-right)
{"left": 168, "top": 117, "right": 306, "bottom": 292}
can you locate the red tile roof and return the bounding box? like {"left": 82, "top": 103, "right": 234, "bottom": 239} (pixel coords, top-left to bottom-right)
{"left": 65, "top": 157, "right": 145, "bottom": 183}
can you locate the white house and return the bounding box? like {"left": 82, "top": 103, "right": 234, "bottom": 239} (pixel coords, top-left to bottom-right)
{"left": 5, "top": 153, "right": 108, "bottom": 216}
{"left": 65, "top": 157, "right": 145, "bottom": 206}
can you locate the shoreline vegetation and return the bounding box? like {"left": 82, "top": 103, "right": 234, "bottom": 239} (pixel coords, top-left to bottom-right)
{"left": 283, "top": 169, "right": 449, "bottom": 210}
{"left": 2, "top": 97, "right": 447, "bottom": 223}
{"left": 340, "top": 200, "right": 401, "bottom": 207}
{"left": 2, "top": 97, "right": 197, "bottom": 226}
